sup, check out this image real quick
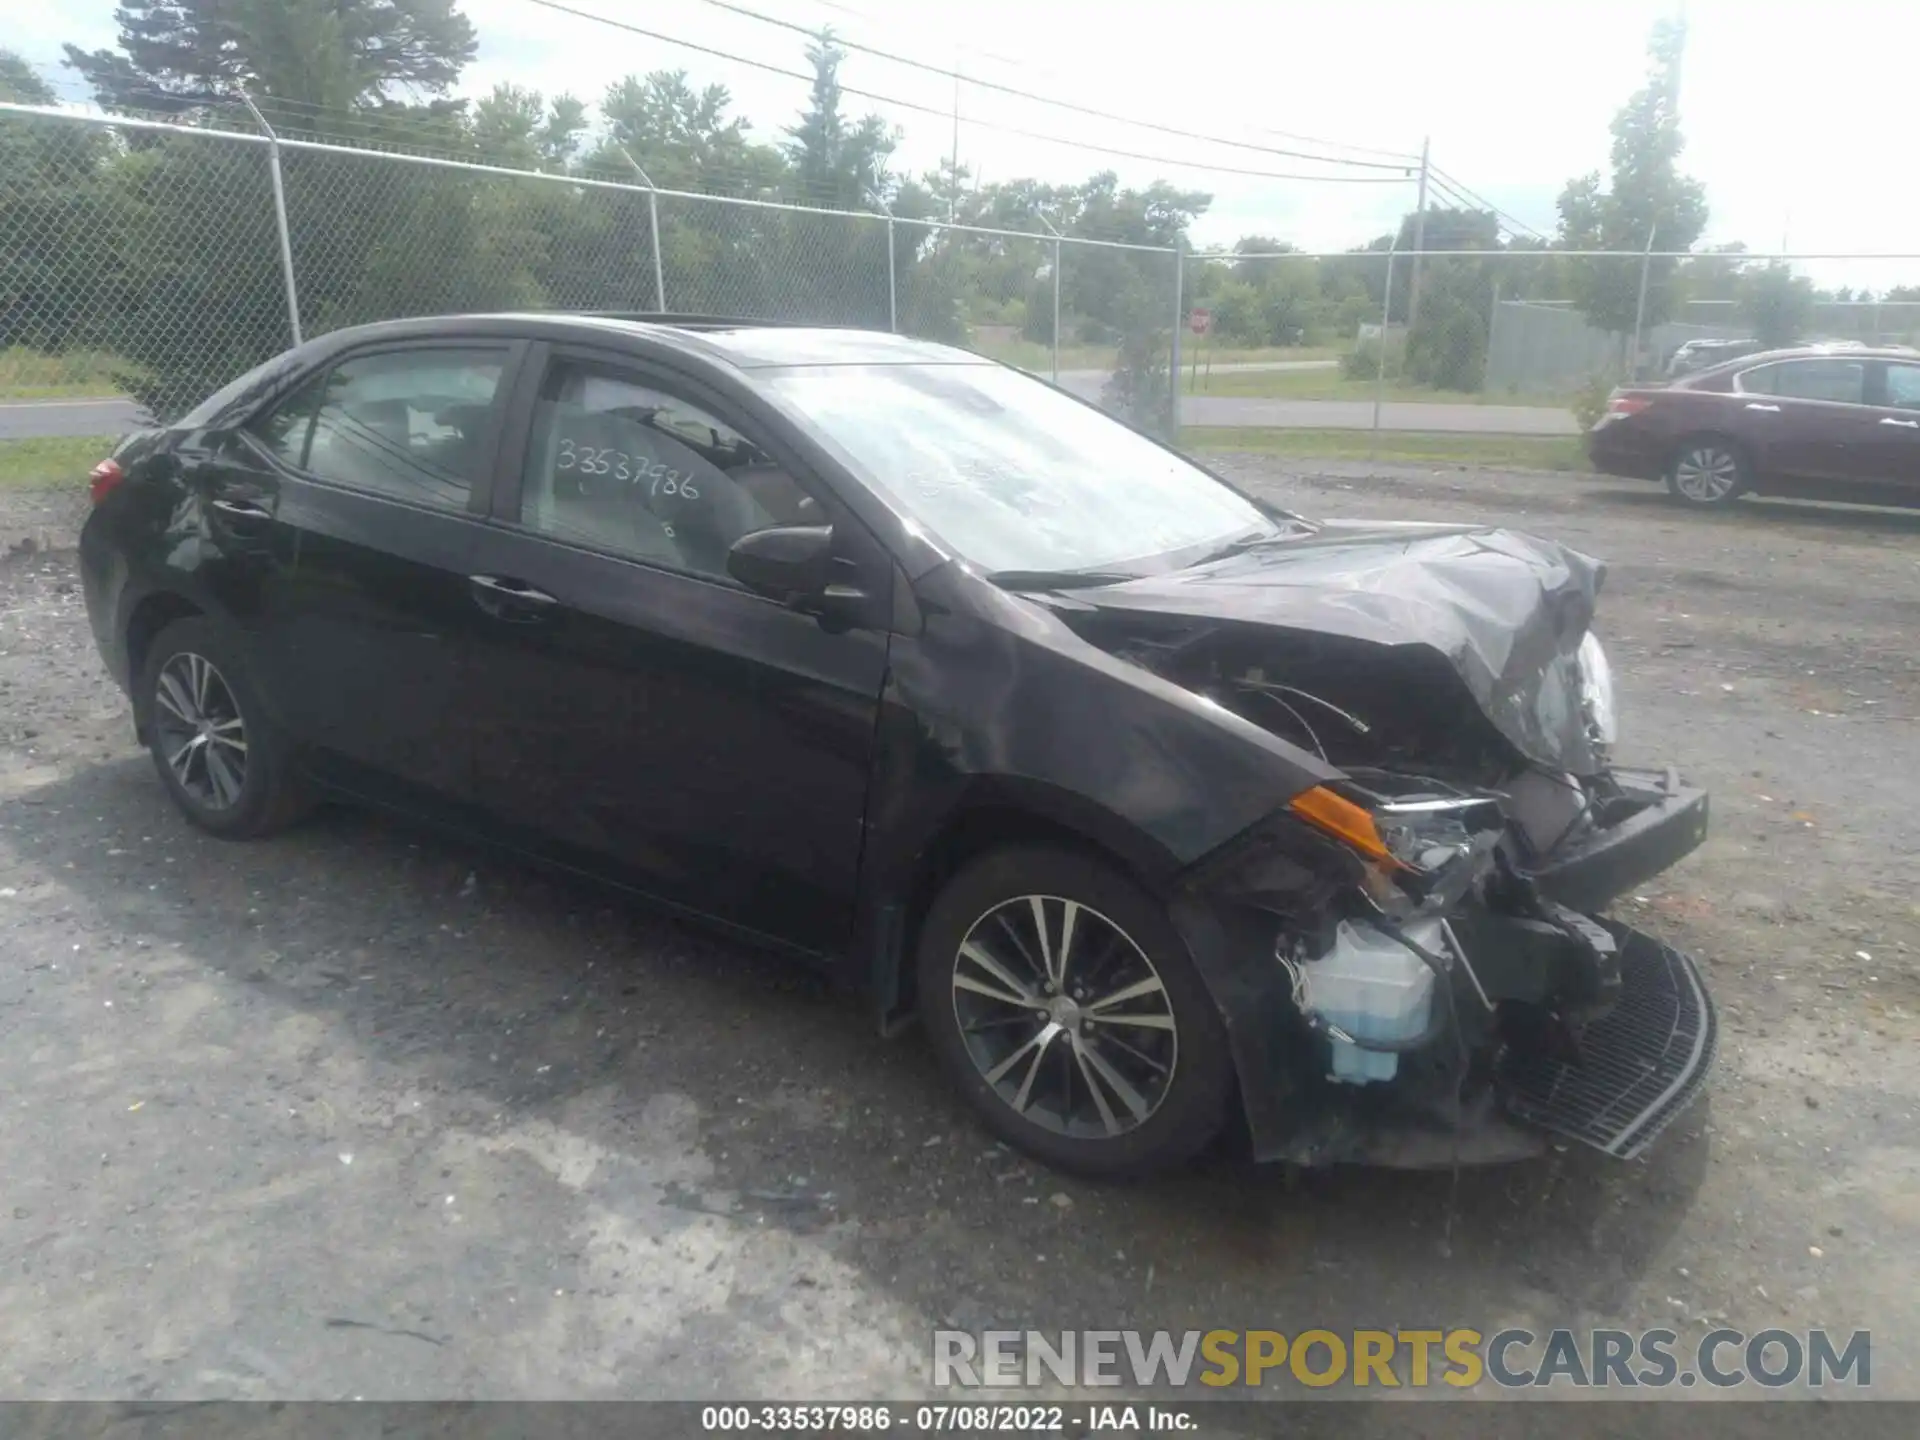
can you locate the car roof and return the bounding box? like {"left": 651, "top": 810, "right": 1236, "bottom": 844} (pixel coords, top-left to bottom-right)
{"left": 300, "top": 312, "right": 989, "bottom": 371}
{"left": 1680, "top": 340, "right": 1920, "bottom": 380}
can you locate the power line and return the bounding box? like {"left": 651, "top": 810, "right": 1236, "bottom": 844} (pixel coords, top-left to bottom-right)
{"left": 1426, "top": 173, "right": 1545, "bottom": 248}
{"left": 691, "top": 0, "right": 1415, "bottom": 172}
{"left": 1428, "top": 163, "right": 1548, "bottom": 240}
{"left": 514, "top": 0, "right": 1414, "bottom": 184}
{"left": 786, "top": 0, "right": 1422, "bottom": 162}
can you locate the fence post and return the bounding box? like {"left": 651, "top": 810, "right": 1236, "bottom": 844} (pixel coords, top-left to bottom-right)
{"left": 1373, "top": 241, "right": 1397, "bottom": 457}
{"left": 1630, "top": 224, "right": 1657, "bottom": 380}
{"left": 1037, "top": 216, "right": 1064, "bottom": 384}
{"left": 1169, "top": 242, "right": 1184, "bottom": 434}
{"left": 887, "top": 215, "right": 898, "bottom": 333}
{"left": 1487, "top": 275, "right": 1501, "bottom": 386}
{"left": 618, "top": 148, "right": 668, "bottom": 312}
{"left": 236, "top": 90, "right": 303, "bottom": 346}
{"left": 1037, "top": 216, "right": 1066, "bottom": 384}
{"left": 1407, "top": 135, "right": 1431, "bottom": 335}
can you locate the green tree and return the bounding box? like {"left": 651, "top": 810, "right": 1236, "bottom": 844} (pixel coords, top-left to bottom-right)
{"left": 2, "top": 50, "right": 118, "bottom": 353}
{"left": 592, "top": 70, "right": 786, "bottom": 197}
{"left": 61, "top": 2, "right": 485, "bottom": 416}
{"left": 472, "top": 83, "right": 587, "bottom": 170}
{"left": 1739, "top": 264, "right": 1814, "bottom": 348}
{"left": 65, "top": 1, "right": 477, "bottom": 114}
{"left": 0, "top": 49, "right": 53, "bottom": 104}
{"left": 1556, "top": 18, "right": 1708, "bottom": 340}
{"left": 1398, "top": 208, "right": 1497, "bottom": 390}
{"left": 784, "top": 28, "right": 896, "bottom": 211}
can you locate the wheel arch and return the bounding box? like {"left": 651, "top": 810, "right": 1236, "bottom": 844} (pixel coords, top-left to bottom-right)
{"left": 125, "top": 590, "right": 208, "bottom": 740}
{"left": 868, "top": 783, "right": 1183, "bottom": 1032}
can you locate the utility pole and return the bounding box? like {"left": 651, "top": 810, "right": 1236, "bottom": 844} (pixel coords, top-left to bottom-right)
{"left": 948, "top": 65, "right": 961, "bottom": 224}
{"left": 1406, "top": 135, "right": 1431, "bottom": 335}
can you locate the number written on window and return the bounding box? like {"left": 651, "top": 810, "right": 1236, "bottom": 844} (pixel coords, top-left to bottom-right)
{"left": 555, "top": 437, "right": 701, "bottom": 498}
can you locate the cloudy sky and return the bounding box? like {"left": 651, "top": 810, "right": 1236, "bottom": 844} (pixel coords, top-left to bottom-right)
{"left": 11, "top": 0, "right": 1920, "bottom": 285}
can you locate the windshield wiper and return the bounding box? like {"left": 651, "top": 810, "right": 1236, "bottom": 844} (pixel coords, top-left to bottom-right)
{"left": 987, "top": 568, "right": 1136, "bottom": 592}
{"left": 1188, "top": 523, "right": 1306, "bottom": 567}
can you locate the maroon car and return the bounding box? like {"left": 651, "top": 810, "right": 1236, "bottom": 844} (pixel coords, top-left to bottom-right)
{"left": 1587, "top": 344, "right": 1920, "bottom": 507}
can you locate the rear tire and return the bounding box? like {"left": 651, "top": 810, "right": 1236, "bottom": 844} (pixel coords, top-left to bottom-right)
{"left": 916, "top": 845, "right": 1234, "bottom": 1178}
{"left": 1666, "top": 437, "right": 1749, "bottom": 507}
{"left": 140, "top": 617, "right": 311, "bottom": 839}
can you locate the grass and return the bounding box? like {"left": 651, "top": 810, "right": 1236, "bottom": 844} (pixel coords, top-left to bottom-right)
{"left": 971, "top": 336, "right": 1342, "bottom": 375}
{"left": 0, "top": 347, "right": 140, "bottom": 401}
{"left": 1181, "top": 365, "right": 1581, "bottom": 407}
{"left": 0, "top": 436, "right": 118, "bottom": 491}
{"left": 1181, "top": 426, "right": 1591, "bottom": 472}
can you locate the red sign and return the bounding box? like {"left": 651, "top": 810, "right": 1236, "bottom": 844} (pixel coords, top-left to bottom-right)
{"left": 1188, "top": 308, "right": 1212, "bottom": 335}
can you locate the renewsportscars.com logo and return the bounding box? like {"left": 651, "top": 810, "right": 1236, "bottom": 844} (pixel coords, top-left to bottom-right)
{"left": 932, "top": 1328, "right": 1872, "bottom": 1391}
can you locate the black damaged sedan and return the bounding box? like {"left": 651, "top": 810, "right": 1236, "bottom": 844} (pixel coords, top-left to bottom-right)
{"left": 79, "top": 315, "right": 1716, "bottom": 1177}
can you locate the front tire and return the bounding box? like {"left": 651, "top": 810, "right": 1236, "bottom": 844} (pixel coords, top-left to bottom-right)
{"left": 916, "top": 845, "right": 1235, "bottom": 1178}
{"left": 1667, "top": 437, "right": 1749, "bottom": 507}
{"left": 140, "top": 617, "right": 310, "bottom": 839}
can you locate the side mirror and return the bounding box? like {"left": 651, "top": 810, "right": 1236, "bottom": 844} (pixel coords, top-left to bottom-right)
{"left": 727, "top": 523, "right": 836, "bottom": 602}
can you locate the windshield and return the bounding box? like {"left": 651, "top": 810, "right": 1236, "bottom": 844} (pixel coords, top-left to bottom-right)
{"left": 764, "top": 363, "right": 1282, "bottom": 575}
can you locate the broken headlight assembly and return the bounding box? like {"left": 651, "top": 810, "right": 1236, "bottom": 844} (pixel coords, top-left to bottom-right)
{"left": 1577, "top": 631, "right": 1619, "bottom": 747}
{"left": 1286, "top": 781, "right": 1505, "bottom": 917}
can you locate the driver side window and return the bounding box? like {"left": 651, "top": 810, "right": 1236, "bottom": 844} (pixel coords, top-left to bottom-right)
{"left": 518, "top": 360, "right": 819, "bottom": 582}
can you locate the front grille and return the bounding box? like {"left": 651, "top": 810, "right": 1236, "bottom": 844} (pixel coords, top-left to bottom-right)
{"left": 1498, "top": 921, "right": 1717, "bottom": 1159}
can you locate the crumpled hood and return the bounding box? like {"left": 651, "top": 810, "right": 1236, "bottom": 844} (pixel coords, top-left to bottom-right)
{"left": 1070, "top": 520, "right": 1609, "bottom": 773}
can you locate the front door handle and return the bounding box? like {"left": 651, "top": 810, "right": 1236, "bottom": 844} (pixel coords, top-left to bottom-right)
{"left": 211, "top": 497, "right": 272, "bottom": 521}
{"left": 1879, "top": 416, "right": 1920, "bottom": 428}
{"left": 1744, "top": 402, "right": 1781, "bottom": 413}
{"left": 469, "top": 574, "right": 558, "bottom": 622}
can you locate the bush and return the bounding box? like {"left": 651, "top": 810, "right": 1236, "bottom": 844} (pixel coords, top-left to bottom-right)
{"left": 1571, "top": 374, "right": 1615, "bottom": 432}
{"left": 1021, "top": 275, "right": 1054, "bottom": 344}
{"left": 1404, "top": 297, "right": 1487, "bottom": 392}
{"left": 1341, "top": 337, "right": 1401, "bottom": 382}
{"left": 1100, "top": 326, "right": 1173, "bottom": 436}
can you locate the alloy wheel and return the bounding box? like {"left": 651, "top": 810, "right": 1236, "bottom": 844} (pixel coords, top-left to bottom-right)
{"left": 152, "top": 651, "right": 249, "bottom": 811}
{"left": 1672, "top": 444, "right": 1741, "bottom": 502}
{"left": 949, "top": 895, "right": 1179, "bottom": 1140}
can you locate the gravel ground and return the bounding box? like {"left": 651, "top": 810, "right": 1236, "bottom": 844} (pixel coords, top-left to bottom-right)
{"left": 1, "top": 464, "right": 1916, "bottom": 1404}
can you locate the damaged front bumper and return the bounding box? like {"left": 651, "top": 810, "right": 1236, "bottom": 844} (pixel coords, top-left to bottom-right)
{"left": 1172, "top": 763, "right": 1718, "bottom": 1169}
{"left": 1267, "top": 915, "right": 1718, "bottom": 1168}
{"left": 1499, "top": 919, "right": 1717, "bottom": 1159}
{"left": 1527, "top": 766, "right": 1711, "bottom": 913}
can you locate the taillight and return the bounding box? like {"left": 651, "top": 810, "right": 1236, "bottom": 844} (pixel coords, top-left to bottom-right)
{"left": 1607, "top": 394, "right": 1652, "bottom": 417}
{"left": 88, "top": 457, "right": 125, "bottom": 505}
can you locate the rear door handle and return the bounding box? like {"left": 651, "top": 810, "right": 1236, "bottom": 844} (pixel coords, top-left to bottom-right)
{"left": 469, "top": 574, "right": 558, "bottom": 621}
{"left": 1880, "top": 416, "right": 1920, "bottom": 428}
{"left": 1743, "top": 402, "right": 1781, "bottom": 413}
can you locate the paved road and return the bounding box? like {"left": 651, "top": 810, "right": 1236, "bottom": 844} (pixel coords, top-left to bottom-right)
{"left": 1050, "top": 366, "right": 1578, "bottom": 435}
{"left": 0, "top": 397, "right": 145, "bottom": 440}
{"left": 1184, "top": 395, "right": 1580, "bottom": 434}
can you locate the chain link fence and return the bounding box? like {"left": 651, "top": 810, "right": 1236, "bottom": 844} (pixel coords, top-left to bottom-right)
{"left": 0, "top": 101, "right": 1188, "bottom": 551}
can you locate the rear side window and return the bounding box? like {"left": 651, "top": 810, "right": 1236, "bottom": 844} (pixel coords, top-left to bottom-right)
{"left": 1739, "top": 359, "right": 1865, "bottom": 404}
{"left": 250, "top": 376, "right": 324, "bottom": 468}
{"left": 1884, "top": 363, "right": 1920, "bottom": 411}
{"left": 269, "top": 347, "right": 507, "bottom": 508}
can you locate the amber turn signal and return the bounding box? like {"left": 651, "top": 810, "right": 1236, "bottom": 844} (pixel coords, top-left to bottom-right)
{"left": 1287, "top": 784, "right": 1395, "bottom": 864}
